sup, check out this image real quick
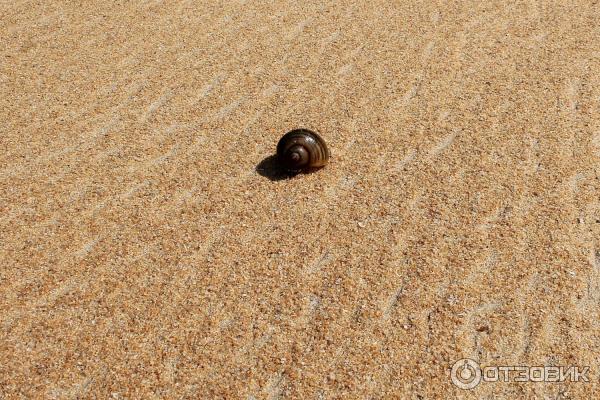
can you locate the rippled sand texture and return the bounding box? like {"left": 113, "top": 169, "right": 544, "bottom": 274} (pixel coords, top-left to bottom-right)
{"left": 1, "top": 1, "right": 600, "bottom": 398}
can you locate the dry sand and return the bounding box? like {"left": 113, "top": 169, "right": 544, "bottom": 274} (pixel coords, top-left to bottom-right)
{"left": 1, "top": 1, "right": 600, "bottom": 398}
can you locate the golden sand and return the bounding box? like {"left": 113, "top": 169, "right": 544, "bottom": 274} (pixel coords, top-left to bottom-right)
{"left": 1, "top": 1, "right": 600, "bottom": 398}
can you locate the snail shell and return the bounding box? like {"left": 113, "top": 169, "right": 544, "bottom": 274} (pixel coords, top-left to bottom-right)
{"left": 276, "top": 129, "right": 330, "bottom": 171}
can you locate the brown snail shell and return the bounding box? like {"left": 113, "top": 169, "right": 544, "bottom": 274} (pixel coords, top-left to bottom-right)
{"left": 276, "top": 129, "right": 330, "bottom": 172}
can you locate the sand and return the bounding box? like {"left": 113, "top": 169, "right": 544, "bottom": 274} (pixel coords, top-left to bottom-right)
{"left": 1, "top": 0, "right": 600, "bottom": 398}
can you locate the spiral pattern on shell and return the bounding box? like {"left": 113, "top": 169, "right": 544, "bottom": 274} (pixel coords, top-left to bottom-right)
{"left": 276, "top": 129, "right": 330, "bottom": 172}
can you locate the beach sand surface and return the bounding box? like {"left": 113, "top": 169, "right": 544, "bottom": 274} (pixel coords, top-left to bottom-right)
{"left": 1, "top": 1, "right": 600, "bottom": 398}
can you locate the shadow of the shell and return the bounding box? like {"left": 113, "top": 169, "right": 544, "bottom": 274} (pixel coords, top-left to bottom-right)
{"left": 255, "top": 155, "right": 323, "bottom": 181}
{"left": 255, "top": 155, "right": 294, "bottom": 181}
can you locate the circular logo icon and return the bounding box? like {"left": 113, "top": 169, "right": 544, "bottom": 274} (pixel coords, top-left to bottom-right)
{"left": 451, "top": 358, "right": 482, "bottom": 390}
